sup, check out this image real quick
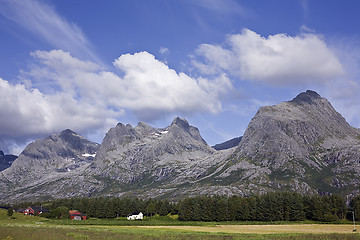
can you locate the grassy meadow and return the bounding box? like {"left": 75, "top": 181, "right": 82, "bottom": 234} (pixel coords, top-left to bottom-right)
{"left": 1, "top": 209, "right": 360, "bottom": 240}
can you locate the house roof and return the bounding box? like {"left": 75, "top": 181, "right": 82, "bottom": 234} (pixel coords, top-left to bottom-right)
{"left": 28, "top": 206, "right": 49, "bottom": 213}
{"left": 128, "top": 212, "right": 142, "bottom": 216}
{"left": 69, "top": 210, "right": 86, "bottom": 216}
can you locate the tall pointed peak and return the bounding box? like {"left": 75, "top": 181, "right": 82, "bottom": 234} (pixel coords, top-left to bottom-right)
{"left": 116, "top": 122, "right": 125, "bottom": 127}
{"left": 59, "top": 129, "right": 77, "bottom": 136}
{"left": 136, "top": 121, "right": 150, "bottom": 128}
{"left": 115, "top": 122, "right": 134, "bottom": 129}
{"left": 291, "top": 90, "right": 322, "bottom": 104}
{"left": 135, "top": 121, "right": 155, "bottom": 134}
{"left": 171, "top": 117, "right": 190, "bottom": 130}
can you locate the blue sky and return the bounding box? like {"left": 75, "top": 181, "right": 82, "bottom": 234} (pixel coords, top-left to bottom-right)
{"left": 1, "top": 0, "right": 360, "bottom": 154}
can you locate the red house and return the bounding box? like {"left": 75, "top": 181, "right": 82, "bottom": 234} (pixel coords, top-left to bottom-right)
{"left": 23, "top": 206, "right": 49, "bottom": 216}
{"left": 69, "top": 210, "right": 86, "bottom": 220}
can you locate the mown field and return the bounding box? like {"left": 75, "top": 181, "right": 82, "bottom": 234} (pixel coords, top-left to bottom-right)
{"left": 1, "top": 209, "right": 360, "bottom": 240}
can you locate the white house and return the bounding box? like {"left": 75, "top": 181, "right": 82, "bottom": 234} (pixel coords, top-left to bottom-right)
{"left": 127, "top": 212, "right": 143, "bottom": 220}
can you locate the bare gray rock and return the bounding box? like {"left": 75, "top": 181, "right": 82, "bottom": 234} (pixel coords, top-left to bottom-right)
{"left": 1, "top": 91, "right": 360, "bottom": 203}
{"left": 225, "top": 90, "right": 360, "bottom": 195}
{"left": 0, "top": 129, "right": 100, "bottom": 202}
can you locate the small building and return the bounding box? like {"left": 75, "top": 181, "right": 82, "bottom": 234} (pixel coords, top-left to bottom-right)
{"left": 23, "top": 206, "right": 49, "bottom": 216}
{"left": 127, "top": 212, "right": 143, "bottom": 220}
{"left": 69, "top": 210, "right": 87, "bottom": 220}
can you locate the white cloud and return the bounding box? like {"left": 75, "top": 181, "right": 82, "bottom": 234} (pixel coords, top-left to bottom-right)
{"left": 112, "top": 51, "right": 232, "bottom": 116}
{"left": 0, "top": 50, "right": 233, "bottom": 150}
{"left": 194, "top": 28, "right": 344, "bottom": 85}
{"left": 0, "top": 76, "right": 119, "bottom": 137}
{"left": 30, "top": 50, "right": 232, "bottom": 116}
{"left": 0, "top": 0, "right": 98, "bottom": 62}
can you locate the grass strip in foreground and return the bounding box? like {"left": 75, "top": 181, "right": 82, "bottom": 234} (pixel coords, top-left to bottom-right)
{"left": 1, "top": 225, "right": 360, "bottom": 240}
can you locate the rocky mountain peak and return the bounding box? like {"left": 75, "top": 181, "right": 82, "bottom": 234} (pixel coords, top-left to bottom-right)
{"left": 171, "top": 117, "right": 190, "bottom": 130}
{"left": 115, "top": 122, "right": 133, "bottom": 129}
{"left": 0, "top": 151, "right": 4, "bottom": 156}
{"left": 100, "top": 123, "right": 138, "bottom": 149}
{"left": 135, "top": 121, "right": 156, "bottom": 135}
{"left": 136, "top": 121, "right": 149, "bottom": 128}
{"left": 232, "top": 90, "right": 360, "bottom": 196}
{"left": 60, "top": 129, "right": 77, "bottom": 136}
{"left": 23, "top": 129, "right": 98, "bottom": 159}
{"left": 290, "top": 90, "right": 322, "bottom": 104}
{"left": 0, "top": 129, "right": 99, "bottom": 188}
{"left": 59, "top": 129, "right": 81, "bottom": 142}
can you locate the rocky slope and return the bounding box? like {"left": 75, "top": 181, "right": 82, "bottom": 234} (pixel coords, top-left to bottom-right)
{"left": 210, "top": 90, "right": 360, "bottom": 196}
{"left": 1, "top": 90, "right": 360, "bottom": 203}
{"left": 0, "top": 129, "right": 100, "bottom": 201}
{"left": 86, "top": 117, "right": 232, "bottom": 198}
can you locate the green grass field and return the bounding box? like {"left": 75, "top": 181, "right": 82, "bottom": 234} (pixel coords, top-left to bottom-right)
{"left": 1, "top": 209, "right": 360, "bottom": 240}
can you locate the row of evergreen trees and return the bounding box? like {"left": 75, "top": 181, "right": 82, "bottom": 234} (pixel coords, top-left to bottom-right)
{"left": 178, "top": 192, "right": 347, "bottom": 222}
{"left": 13, "top": 192, "right": 360, "bottom": 222}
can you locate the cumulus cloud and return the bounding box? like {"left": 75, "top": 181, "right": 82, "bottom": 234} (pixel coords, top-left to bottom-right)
{"left": 0, "top": 76, "right": 118, "bottom": 154}
{"left": 0, "top": 50, "right": 233, "bottom": 152}
{"left": 28, "top": 50, "right": 231, "bottom": 116}
{"left": 194, "top": 28, "right": 344, "bottom": 85}
{"left": 112, "top": 52, "right": 231, "bottom": 116}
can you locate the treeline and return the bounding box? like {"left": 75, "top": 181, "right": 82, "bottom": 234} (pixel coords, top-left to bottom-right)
{"left": 178, "top": 192, "right": 346, "bottom": 222}
{"left": 12, "top": 192, "right": 360, "bottom": 222}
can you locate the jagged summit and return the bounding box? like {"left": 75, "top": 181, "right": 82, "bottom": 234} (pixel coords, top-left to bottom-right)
{"left": 116, "top": 122, "right": 124, "bottom": 127}
{"left": 135, "top": 121, "right": 155, "bottom": 134}
{"left": 171, "top": 117, "right": 190, "bottom": 130}
{"left": 136, "top": 121, "right": 150, "bottom": 128}
{"left": 60, "top": 129, "right": 77, "bottom": 136}
{"left": 59, "top": 129, "right": 83, "bottom": 142}
{"left": 91, "top": 116, "right": 215, "bottom": 186}
{"left": 291, "top": 90, "right": 322, "bottom": 104}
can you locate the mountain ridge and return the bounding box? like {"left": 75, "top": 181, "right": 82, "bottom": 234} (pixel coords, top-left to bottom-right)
{"left": 1, "top": 90, "right": 360, "bottom": 203}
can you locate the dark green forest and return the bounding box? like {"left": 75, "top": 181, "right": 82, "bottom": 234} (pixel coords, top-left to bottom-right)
{"left": 11, "top": 192, "right": 360, "bottom": 222}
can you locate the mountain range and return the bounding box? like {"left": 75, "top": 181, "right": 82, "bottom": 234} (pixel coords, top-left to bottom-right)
{"left": 1, "top": 90, "right": 360, "bottom": 203}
